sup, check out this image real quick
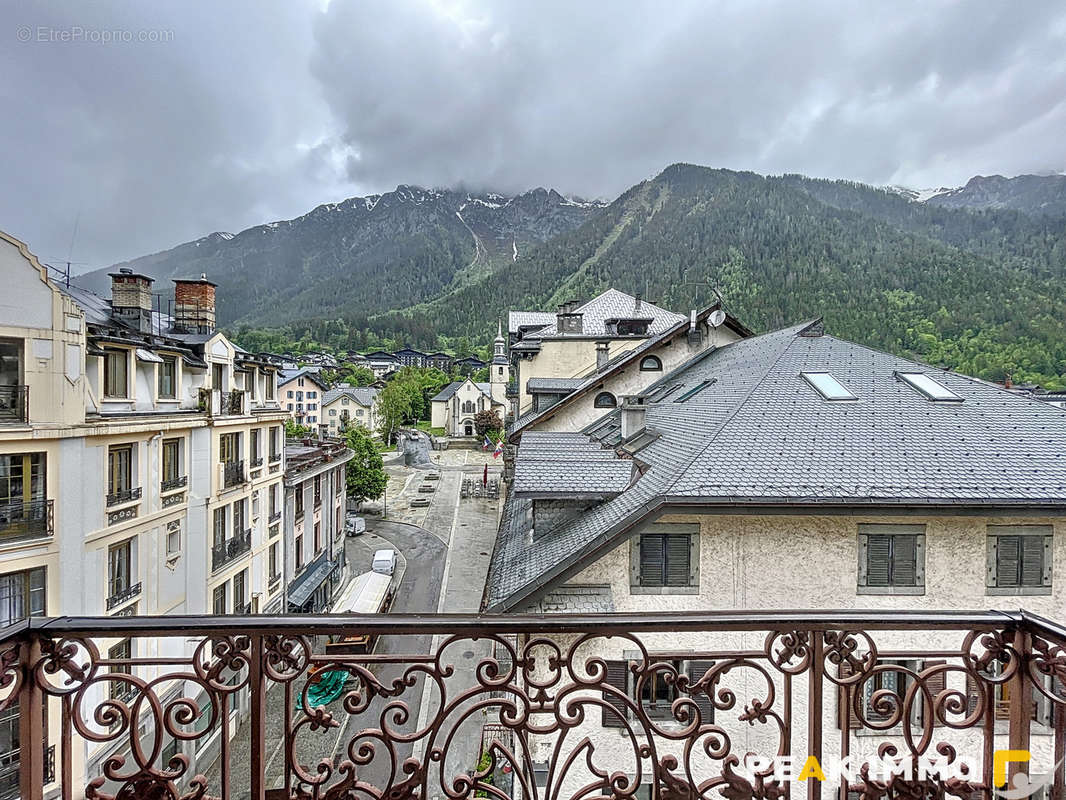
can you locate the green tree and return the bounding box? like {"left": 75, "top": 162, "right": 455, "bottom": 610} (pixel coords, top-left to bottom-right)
{"left": 473, "top": 409, "right": 502, "bottom": 438}
{"left": 342, "top": 425, "right": 388, "bottom": 505}
{"left": 377, "top": 381, "right": 412, "bottom": 444}
{"left": 284, "top": 419, "right": 312, "bottom": 438}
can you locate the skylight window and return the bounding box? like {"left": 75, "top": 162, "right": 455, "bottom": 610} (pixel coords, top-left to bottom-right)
{"left": 645, "top": 383, "right": 682, "bottom": 403}
{"left": 801, "top": 372, "right": 856, "bottom": 401}
{"left": 674, "top": 379, "right": 715, "bottom": 402}
{"left": 896, "top": 372, "right": 962, "bottom": 401}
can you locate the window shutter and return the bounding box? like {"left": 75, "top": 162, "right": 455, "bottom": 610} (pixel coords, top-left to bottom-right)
{"left": 866, "top": 535, "right": 891, "bottom": 586}
{"left": 601, "top": 660, "right": 630, "bottom": 728}
{"left": 893, "top": 535, "right": 918, "bottom": 586}
{"left": 665, "top": 535, "right": 691, "bottom": 587}
{"left": 685, "top": 660, "right": 715, "bottom": 725}
{"left": 837, "top": 662, "right": 862, "bottom": 730}
{"left": 640, "top": 536, "right": 665, "bottom": 587}
{"left": 996, "top": 536, "right": 1021, "bottom": 587}
{"left": 1021, "top": 536, "right": 1045, "bottom": 588}
{"left": 921, "top": 661, "right": 946, "bottom": 727}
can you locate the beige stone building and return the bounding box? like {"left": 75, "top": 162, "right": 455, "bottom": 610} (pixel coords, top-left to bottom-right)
{"left": 0, "top": 231, "right": 287, "bottom": 790}
{"left": 277, "top": 367, "right": 328, "bottom": 428}
{"left": 486, "top": 320, "right": 1066, "bottom": 795}
{"left": 322, "top": 384, "right": 380, "bottom": 437}
{"left": 430, "top": 323, "right": 509, "bottom": 436}
{"left": 507, "top": 289, "right": 750, "bottom": 438}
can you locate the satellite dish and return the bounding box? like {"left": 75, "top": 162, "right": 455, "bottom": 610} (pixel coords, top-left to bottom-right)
{"left": 708, "top": 309, "right": 726, "bottom": 328}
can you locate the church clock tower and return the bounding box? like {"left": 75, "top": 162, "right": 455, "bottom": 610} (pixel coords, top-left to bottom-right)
{"left": 490, "top": 320, "right": 509, "bottom": 403}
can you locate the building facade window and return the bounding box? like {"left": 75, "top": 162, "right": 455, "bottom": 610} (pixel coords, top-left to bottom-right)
{"left": 294, "top": 484, "right": 304, "bottom": 517}
{"left": 264, "top": 372, "right": 275, "bottom": 400}
{"left": 212, "top": 508, "right": 226, "bottom": 549}
{"left": 269, "top": 542, "right": 279, "bottom": 580}
{"left": 103, "top": 350, "right": 128, "bottom": 398}
{"left": 630, "top": 524, "right": 699, "bottom": 594}
{"left": 219, "top": 432, "right": 240, "bottom": 464}
{"left": 857, "top": 524, "right": 925, "bottom": 595}
{"left": 313, "top": 476, "right": 321, "bottom": 507}
{"left": 212, "top": 584, "right": 226, "bottom": 615}
{"left": 461, "top": 400, "right": 475, "bottom": 414}
{"left": 987, "top": 525, "right": 1053, "bottom": 595}
{"left": 158, "top": 356, "right": 177, "bottom": 399}
{"left": 250, "top": 429, "right": 261, "bottom": 463}
{"left": 313, "top": 521, "right": 321, "bottom": 554}
{"left": 594, "top": 392, "right": 617, "bottom": 408}
{"left": 0, "top": 566, "right": 45, "bottom": 626}
{"left": 0, "top": 453, "right": 46, "bottom": 507}
{"left": 295, "top": 535, "right": 304, "bottom": 570}
{"left": 212, "top": 363, "right": 225, "bottom": 391}
{"left": 108, "top": 639, "right": 134, "bottom": 701}
{"left": 166, "top": 520, "right": 181, "bottom": 555}
{"left": 232, "top": 498, "right": 246, "bottom": 535}
{"left": 639, "top": 355, "right": 663, "bottom": 371}
{"left": 162, "top": 439, "right": 181, "bottom": 485}
{"left": 107, "top": 538, "right": 134, "bottom": 598}
{"left": 269, "top": 427, "right": 281, "bottom": 461}
{"left": 233, "top": 569, "right": 246, "bottom": 613}
{"left": 107, "top": 445, "right": 134, "bottom": 498}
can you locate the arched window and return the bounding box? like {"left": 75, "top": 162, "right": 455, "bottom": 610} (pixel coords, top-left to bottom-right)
{"left": 639, "top": 355, "right": 662, "bottom": 371}
{"left": 461, "top": 400, "right": 475, "bottom": 414}
{"left": 593, "top": 392, "right": 617, "bottom": 409}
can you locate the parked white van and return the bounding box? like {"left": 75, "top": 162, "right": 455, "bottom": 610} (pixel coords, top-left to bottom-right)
{"left": 372, "top": 548, "right": 396, "bottom": 576}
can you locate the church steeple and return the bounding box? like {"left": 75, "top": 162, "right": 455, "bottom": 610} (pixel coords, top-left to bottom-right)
{"left": 490, "top": 319, "right": 509, "bottom": 392}
{"left": 492, "top": 319, "right": 506, "bottom": 364}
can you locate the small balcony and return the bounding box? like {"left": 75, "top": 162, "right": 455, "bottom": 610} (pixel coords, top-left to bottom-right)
{"left": 104, "top": 581, "right": 141, "bottom": 610}
{"left": 250, "top": 456, "right": 264, "bottom": 469}
{"left": 211, "top": 528, "right": 251, "bottom": 571}
{"left": 160, "top": 475, "right": 187, "bottom": 493}
{"left": 105, "top": 486, "right": 141, "bottom": 507}
{"left": 223, "top": 460, "right": 245, "bottom": 489}
{"left": 0, "top": 499, "right": 54, "bottom": 544}
{"left": 0, "top": 384, "right": 28, "bottom": 423}
{"left": 198, "top": 388, "right": 248, "bottom": 417}
{"left": 268, "top": 510, "right": 281, "bottom": 524}
{"left": 7, "top": 609, "right": 1066, "bottom": 800}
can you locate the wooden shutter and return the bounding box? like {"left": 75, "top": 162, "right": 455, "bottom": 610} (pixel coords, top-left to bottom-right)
{"left": 996, "top": 535, "right": 1021, "bottom": 587}
{"left": 921, "top": 661, "right": 946, "bottom": 726}
{"left": 1020, "top": 536, "right": 1045, "bottom": 588}
{"left": 866, "top": 535, "right": 891, "bottom": 586}
{"left": 686, "top": 660, "right": 716, "bottom": 724}
{"left": 665, "top": 535, "right": 691, "bottom": 587}
{"left": 639, "top": 535, "right": 665, "bottom": 587}
{"left": 893, "top": 535, "right": 917, "bottom": 586}
{"left": 838, "top": 662, "right": 862, "bottom": 730}
{"left": 601, "top": 660, "right": 630, "bottom": 728}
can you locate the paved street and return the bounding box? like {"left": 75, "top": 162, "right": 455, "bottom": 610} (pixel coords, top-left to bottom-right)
{"left": 205, "top": 448, "right": 502, "bottom": 797}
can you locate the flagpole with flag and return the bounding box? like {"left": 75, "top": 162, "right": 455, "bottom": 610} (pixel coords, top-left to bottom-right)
{"left": 493, "top": 439, "right": 504, "bottom": 459}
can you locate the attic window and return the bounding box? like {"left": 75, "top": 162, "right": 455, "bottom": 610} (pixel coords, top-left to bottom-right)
{"left": 674, "top": 379, "right": 714, "bottom": 403}
{"left": 646, "top": 383, "right": 682, "bottom": 403}
{"left": 896, "top": 372, "right": 962, "bottom": 402}
{"left": 801, "top": 372, "right": 856, "bottom": 401}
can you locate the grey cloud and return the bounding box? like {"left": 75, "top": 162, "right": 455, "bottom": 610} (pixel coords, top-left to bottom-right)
{"left": 2, "top": 0, "right": 1064, "bottom": 268}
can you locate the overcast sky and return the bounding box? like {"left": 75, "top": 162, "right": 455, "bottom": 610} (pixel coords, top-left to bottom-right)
{"left": 3, "top": 1, "right": 1065, "bottom": 269}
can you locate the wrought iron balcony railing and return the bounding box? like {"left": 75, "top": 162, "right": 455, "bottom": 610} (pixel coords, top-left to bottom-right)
{"left": 0, "top": 384, "right": 28, "bottom": 423}
{"left": 223, "top": 459, "right": 245, "bottom": 489}
{"left": 250, "top": 456, "right": 264, "bottom": 468}
{"left": 2, "top": 610, "right": 1066, "bottom": 800}
{"left": 160, "top": 474, "right": 187, "bottom": 492}
{"left": 0, "top": 499, "right": 54, "bottom": 543}
{"left": 210, "top": 528, "right": 251, "bottom": 571}
{"left": 105, "top": 486, "right": 141, "bottom": 507}
{"left": 268, "top": 510, "right": 281, "bottom": 524}
{"left": 104, "top": 581, "right": 141, "bottom": 610}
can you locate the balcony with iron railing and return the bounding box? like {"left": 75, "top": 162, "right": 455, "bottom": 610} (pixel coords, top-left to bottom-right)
{"left": 0, "top": 499, "right": 54, "bottom": 544}
{"left": 160, "top": 475, "right": 187, "bottom": 493}
{"left": 211, "top": 528, "right": 251, "bottom": 571}
{"left": 223, "top": 459, "right": 245, "bottom": 489}
{"left": 3, "top": 609, "right": 1066, "bottom": 800}
{"left": 105, "top": 486, "right": 141, "bottom": 507}
{"left": 0, "top": 384, "right": 28, "bottom": 423}
{"left": 104, "top": 581, "right": 141, "bottom": 610}
{"left": 198, "top": 388, "right": 248, "bottom": 417}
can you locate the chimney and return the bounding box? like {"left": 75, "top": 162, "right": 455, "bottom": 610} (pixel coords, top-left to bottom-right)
{"left": 634, "top": 293, "right": 642, "bottom": 312}
{"left": 687, "top": 309, "right": 702, "bottom": 346}
{"left": 620, "top": 395, "right": 646, "bottom": 440}
{"left": 109, "top": 269, "right": 155, "bottom": 333}
{"left": 595, "top": 341, "right": 610, "bottom": 370}
{"left": 556, "top": 303, "right": 583, "bottom": 334}
{"left": 173, "top": 274, "right": 217, "bottom": 334}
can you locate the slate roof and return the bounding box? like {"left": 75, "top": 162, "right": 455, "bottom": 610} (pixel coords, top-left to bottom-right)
{"left": 508, "top": 311, "right": 557, "bottom": 334}
{"left": 430, "top": 380, "right": 493, "bottom": 403}
{"left": 526, "top": 289, "right": 683, "bottom": 339}
{"left": 484, "top": 320, "right": 1066, "bottom": 611}
{"left": 278, "top": 367, "right": 328, "bottom": 389}
{"left": 526, "top": 377, "right": 584, "bottom": 393}
{"left": 322, "top": 386, "right": 379, "bottom": 407}
{"left": 512, "top": 458, "right": 632, "bottom": 498}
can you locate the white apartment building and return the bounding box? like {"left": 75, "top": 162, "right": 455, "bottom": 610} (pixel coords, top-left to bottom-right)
{"left": 0, "top": 230, "right": 288, "bottom": 793}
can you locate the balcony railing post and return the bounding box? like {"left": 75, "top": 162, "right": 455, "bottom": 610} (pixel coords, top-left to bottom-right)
{"left": 1007, "top": 628, "right": 1032, "bottom": 789}
{"left": 248, "top": 633, "right": 266, "bottom": 800}
{"left": 807, "top": 630, "right": 823, "bottom": 800}
{"left": 19, "top": 635, "right": 44, "bottom": 800}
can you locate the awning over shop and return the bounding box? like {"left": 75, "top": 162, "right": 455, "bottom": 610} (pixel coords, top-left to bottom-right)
{"left": 287, "top": 553, "right": 339, "bottom": 609}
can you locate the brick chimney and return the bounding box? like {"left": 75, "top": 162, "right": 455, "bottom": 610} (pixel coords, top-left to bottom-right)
{"left": 556, "top": 302, "right": 583, "bottom": 334}
{"left": 173, "top": 275, "right": 217, "bottom": 334}
{"left": 109, "top": 269, "right": 155, "bottom": 333}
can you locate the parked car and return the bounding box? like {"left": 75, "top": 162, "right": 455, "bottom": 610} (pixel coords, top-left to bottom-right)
{"left": 372, "top": 548, "right": 396, "bottom": 576}
{"left": 345, "top": 515, "right": 366, "bottom": 536}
